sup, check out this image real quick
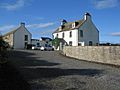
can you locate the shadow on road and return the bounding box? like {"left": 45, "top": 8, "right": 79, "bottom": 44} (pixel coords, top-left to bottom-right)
{"left": 23, "top": 67, "right": 103, "bottom": 79}
{"left": 0, "top": 63, "right": 31, "bottom": 90}
{"left": 5, "top": 50, "right": 104, "bottom": 89}
{"left": 8, "top": 50, "right": 60, "bottom": 67}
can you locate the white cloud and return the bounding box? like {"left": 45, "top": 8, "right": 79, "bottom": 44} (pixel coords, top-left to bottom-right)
{"left": 0, "top": 0, "right": 25, "bottom": 11}
{"left": 110, "top": 32, "right": 120, "bottom": 36}
{"left": 94, "top": 0, "right": 119, "bottom": 9}
{"left": 26, "top": 23, "right": 54, "bottom": 29}
{"left": 40, "top": 29, "right": 55, "bottom": 35}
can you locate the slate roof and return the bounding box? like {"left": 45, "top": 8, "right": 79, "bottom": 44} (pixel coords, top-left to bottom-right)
{"left": 41, "top": 37, "right": 52, "bottom": 41}
{"left": 3, "top": 24, "right": 31, "bottom": 37}
{"left": 53, "top": 19, "right": 85, "bottom": 33}
{"left": 3, "top": 26, "right": 21, "bottom": 37}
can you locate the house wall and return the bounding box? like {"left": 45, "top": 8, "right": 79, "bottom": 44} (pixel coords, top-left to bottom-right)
{"left": 31, "top": 39, "right": 40, "bottom": 46}
{"left": 78, "top": 17, "right": 99, "bottom": 46}
{"left": 3, "top": 34, "right": 14, "bottom": 48}
{"left": 31, "top": 39, "right": 52, "bottom": 47}
{"left": 14, "top": 26, "right": 31, "bottom": 49}
{"left": 40, "top": 40, "right": 52, "bottom": 47}
{"left": 53, "top": 29, "right": 78, "bottom": 46}
{"left": 63, "top": 46, "right": 120, "bottom": 66}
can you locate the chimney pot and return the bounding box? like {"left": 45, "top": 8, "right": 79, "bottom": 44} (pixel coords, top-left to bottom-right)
{"left": 84, "top": 12, "right": 91, "bottom": 20}
{"left": 21, "top": 22, "right": 25, "bottom": 26}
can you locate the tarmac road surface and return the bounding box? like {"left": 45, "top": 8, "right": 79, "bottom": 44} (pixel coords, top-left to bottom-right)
{"left": 4, "top": 50, "right": 120, "bottom": 90}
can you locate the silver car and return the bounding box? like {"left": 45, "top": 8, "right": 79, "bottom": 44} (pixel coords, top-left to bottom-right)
{"left": 40, "top": 45, "right": 54, "bottom": 51}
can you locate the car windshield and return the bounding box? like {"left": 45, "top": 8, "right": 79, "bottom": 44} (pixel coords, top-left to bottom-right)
{"left": 44, "top": 44, "right": 52, "bottom": 47}
{"left": 32, "top": 45, "right": 36, "bottom": 46}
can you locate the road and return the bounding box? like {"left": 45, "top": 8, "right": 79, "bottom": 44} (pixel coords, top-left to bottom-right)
{"left": 6, "top": 50, "right": 120, "bottom": 90}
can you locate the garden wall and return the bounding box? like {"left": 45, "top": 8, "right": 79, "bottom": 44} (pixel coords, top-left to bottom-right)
{"left": 63, "top": 46, "right": 120, "bottom": 65}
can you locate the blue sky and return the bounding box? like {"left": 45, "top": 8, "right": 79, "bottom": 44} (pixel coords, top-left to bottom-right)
{"left": 0, "top": 0, "right": 120, "bottom": 43}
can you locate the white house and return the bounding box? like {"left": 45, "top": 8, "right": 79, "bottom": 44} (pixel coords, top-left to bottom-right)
{"left": 40, "top": 37, "right": 52, "bottom": 47}
{"left": 31, "top": 39, "right": 40, "bottom": 46}
{"left": 31, "top": 37, "right": 52, "bottom": 47}
{"left": 3, "top": 22, "right": 32, "bottom": 49}
{"left": 53, "top": 12, "right": 99, "bottom": 46}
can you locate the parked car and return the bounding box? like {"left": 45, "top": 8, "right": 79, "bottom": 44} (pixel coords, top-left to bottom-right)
{"left": 40, "top": 45, "right": 54, "bottom": 51}
{"left": 32, "top": 45, "right": 41, "bottom": 50}
{"left": 26, "top": 44, "right": 32, "bottom": 49}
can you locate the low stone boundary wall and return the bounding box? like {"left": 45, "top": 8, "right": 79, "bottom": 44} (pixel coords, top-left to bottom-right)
{"left": 63, "top": 46, "right": 120, "bottom": 66}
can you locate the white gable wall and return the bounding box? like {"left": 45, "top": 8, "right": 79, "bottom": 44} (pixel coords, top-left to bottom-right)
{"left": 14, "top": 26, "right": 31, "bottom": 49}
{"left": 78, "top": 19, "right": 99, "bottom": 46}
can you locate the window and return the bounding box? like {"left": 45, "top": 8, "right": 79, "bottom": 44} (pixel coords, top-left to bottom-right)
{"left": 69, "top": 41, "right": 72, "bottom": 46}
{"left": 25, "top": 35, "right": 28, "bottom": 41}
{"left": 59, "top": 26, "right": 62, "bottom": 31}
{"left": 72, "top": 22, "right": 78, "bottom": 28}
{"left": 96, "top": 43, "right": 99, "bottom": 46}
{"left": 72, "top": 23, "right": 75, "bottom": 28}
{"left": 62, "top": 32, "right": 64, "bottom": 38}
{"left": 80, "top": 30, "right": 83, "bottom": 37}
{"left": 45, "top": 44, "right": 47, "bottom": 47}
{"left": 69, "top": 31, "right": 72, "bottom": 37}
{"left": 37, "top": 43, "right": 40, "bottom": 46}
{"left": 89, "top": 41, "right": 93, "bottom": 46}
{"left": 24, "top": 42, "right": 28, "bottom": 48}
{"left": 56, "top": 34, "right": 58, "bottom": 38}
{"left": 78, "top": 43, "right": 81, "bottom": 46}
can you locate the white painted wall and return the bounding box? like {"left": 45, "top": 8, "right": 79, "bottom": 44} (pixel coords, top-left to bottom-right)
{"left": 14, "top": 25, "right": 32, "bottom": 49}
{"left": 31, "top": 39, "right": 52, "bottom": 47}
{"left": 78, "top": 17, "right": 99, "bottom": 46}
{"left": 53, "top": 29, "right": 78, "bottom": 46}
{"left": 31, "top": 39, "right": 40, "bottom": 46}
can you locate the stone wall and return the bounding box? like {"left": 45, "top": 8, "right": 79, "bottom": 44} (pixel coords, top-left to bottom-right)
{"left": 63, "top": 46, "right": 120, "bottom": 65}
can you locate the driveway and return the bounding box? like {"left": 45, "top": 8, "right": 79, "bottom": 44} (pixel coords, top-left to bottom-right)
{"left": 5, "top": 50, "right": 120, "bottom": 90}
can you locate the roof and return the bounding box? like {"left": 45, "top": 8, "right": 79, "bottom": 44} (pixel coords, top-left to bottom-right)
{"left": 41, "top": 37, "right": 52, "bottom": 41}
{"left": 53, "top": 19, "right": 85, "bottom": 33}
{"left": 3, "top": 23, "right": 31, "bottom": 37}
{"left": 31, "top": 39, "right": 40, "bottom": 41}
{"left": 3, "top": 26, "right": 21, "bottom": 37}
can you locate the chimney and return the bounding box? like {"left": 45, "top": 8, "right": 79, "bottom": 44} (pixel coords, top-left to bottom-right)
{"left": 61, "top": 19, "right": 67, "bottom": 25}
{"left": 20, "top": 22, "right": 25, "bottom": 27}
{"left": 84, "top": 12, "right": 91, "bottom": 20}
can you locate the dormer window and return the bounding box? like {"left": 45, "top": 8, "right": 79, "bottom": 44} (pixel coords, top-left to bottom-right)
{"left": 72, "top": 22, "right": 78, "bottom": 28}
{"left": 59, "top": 25, "right": 64, "bottom": 31}
{"left": 72, "top": 23, "right": 75, "bottom": 28}
{"left": 59, "top": 26, "right": 62, "bottom": 31}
